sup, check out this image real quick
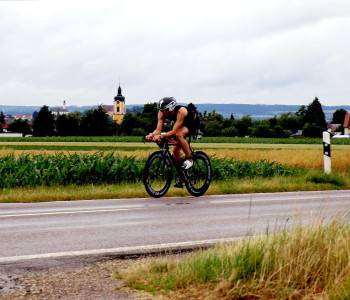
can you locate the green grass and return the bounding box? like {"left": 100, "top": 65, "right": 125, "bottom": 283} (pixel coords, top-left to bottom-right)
{"left": 306, "top": 171, "right": 346, "bottom": 186}
{"left": 1, "top": 136, "right": 350, "bottom": 145}
{"left": 0, "top": 173, "right": 348, "bottom": 203}
{"left": 118, "top": 221, "right": 350, "bottom": 299}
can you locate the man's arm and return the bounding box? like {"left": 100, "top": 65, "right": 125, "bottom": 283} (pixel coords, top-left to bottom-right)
{"left": 153, "top": 111, "right": 164, "bottom": 135}
{"left": 162, "top": 108, "right": 187, "bottom": 138}
{"left": 145, "top": 111, "right": 164, "bottom": 141}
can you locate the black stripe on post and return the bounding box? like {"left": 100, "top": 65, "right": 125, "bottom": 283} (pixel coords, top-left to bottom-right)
{"left": 323, "top": 142, "right": 331, "bottom": 157}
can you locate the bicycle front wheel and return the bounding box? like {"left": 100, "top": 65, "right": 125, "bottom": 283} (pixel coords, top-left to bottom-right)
{"left": 143, "top": 151, "right": 173, "bottom": 198}
{"left": 185, "top": 151, "right": 212, "bottom": 197}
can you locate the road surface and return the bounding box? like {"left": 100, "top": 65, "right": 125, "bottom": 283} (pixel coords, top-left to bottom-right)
{"left": 1, "top": 190, "right": 350, "bottom": 264}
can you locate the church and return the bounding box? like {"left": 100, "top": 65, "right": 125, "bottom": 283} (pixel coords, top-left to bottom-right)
{"left": 103, "top": 84, "right": 126, "bottom": 125}
{"left": 113, "top": 85, "right": 126, "bottom": 125}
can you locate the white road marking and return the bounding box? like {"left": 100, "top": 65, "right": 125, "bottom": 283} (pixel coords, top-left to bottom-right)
{"left": 0, "top": 207, "right": 144, "bottom": 219}
{"left": 0, "top": 204, "right": 145, "bottom": 215}
{"left": 0, "top": 237, "right": 245, "bottom": 263}
{"left": 211, "top": 194, "right": 350, "bottom": 204}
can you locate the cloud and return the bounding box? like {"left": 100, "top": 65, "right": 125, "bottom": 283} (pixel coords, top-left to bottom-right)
{"left": 0, "top": 0, "right": 350, "bottom": 106}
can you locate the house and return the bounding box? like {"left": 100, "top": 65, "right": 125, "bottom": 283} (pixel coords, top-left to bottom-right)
{"left": 13, "top": 114, "right": 33, "bottom": 121}
{"left": 52, "top": 100, "right": 69, "bottom": 116}
{"left": 327, "top": 123, "right": 342, "bottom": 134}
{"left": 102, "top": 105, "right": 114, "bottom": 118}
{"left": 1, "top": 123, "right": 9, "bottom": 132}
{"left": 290, "top": 130, "right": 303, "bottom": 137}
{"left": 344, "top": 112, "right": 350, "bottom": 135}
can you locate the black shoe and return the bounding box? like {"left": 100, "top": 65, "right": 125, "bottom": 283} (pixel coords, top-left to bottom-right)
{"left": 174, "top": 177, "right": 184, "bottom": 188}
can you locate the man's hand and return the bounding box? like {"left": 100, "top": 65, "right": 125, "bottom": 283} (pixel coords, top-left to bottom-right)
{"left": 153, "top": 134, "right": 162, "bottom": 142}
{"left": 145, "top": 133, "right": 154, "bottom": 142}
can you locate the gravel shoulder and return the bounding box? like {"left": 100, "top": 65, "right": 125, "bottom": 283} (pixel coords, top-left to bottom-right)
{"left": 0, "top": 256, "right": 152, "bottom": 300}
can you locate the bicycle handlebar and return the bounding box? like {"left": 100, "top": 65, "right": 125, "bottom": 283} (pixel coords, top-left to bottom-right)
{"left": 144, "top": 135, "right": 178, "bottom": 148}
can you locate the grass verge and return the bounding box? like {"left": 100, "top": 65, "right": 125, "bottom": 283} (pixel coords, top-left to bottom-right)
{"left": 0, "top": 172, "right": 348, "bottom": 203}
{"left": 117, "top": 221, "right": 350, "bottom": 299}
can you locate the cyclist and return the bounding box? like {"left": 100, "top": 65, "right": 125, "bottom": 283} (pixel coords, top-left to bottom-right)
{"left": 146, "top": 97, "right": 194, "bottom": 174}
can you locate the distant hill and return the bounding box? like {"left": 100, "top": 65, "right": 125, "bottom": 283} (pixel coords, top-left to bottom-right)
{"left": 1, "top": 103, "right": 349, "bottom": 121}
{"left": 195, "top": 104, "right": 350, "bottom": 121}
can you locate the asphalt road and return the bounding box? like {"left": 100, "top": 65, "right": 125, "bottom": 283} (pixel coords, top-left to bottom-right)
{"left": 1, "top": 190, "right": 350, "bottom": 263}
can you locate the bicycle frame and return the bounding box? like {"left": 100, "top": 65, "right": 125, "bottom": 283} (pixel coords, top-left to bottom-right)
{"left": 155, "top": 138, "right": 190, "bottom": 183}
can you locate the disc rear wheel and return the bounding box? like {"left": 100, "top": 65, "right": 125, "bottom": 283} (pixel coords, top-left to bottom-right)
{"left": 184, "top": 151, "right": 212, "bottom": 197}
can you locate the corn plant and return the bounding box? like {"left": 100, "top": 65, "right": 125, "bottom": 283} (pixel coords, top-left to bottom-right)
{"left": 0, "top": 153, "right": 297, "bottom": 188}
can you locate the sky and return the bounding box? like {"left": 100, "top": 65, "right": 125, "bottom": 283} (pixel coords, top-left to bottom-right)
{"left": 0, "top": 0, "right": 350, "bottom": 107}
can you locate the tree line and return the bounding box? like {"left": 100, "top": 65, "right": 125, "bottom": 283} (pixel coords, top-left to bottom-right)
{"left": 1, "top": 97, "right": 347, "bottom": 138}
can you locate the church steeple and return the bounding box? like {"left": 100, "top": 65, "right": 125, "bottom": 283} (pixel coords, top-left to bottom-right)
{"left": 114, "top": 85, "right": 125, "bottom": 102}
{"left": 113, "top": 83, "right": 126, "bottom": 125}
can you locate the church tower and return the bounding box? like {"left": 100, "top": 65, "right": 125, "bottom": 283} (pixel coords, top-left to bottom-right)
{"left": 113, "top": 84, "right": 126, "bottom": 125}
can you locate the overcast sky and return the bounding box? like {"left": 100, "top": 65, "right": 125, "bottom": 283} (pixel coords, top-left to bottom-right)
{"left": 0, "top": 0, "right": 350, "bottom": 107}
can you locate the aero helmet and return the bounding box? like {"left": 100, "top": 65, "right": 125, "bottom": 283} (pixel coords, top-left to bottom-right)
{"left": 158, "top": 97, "right": 177, "bottom": 111}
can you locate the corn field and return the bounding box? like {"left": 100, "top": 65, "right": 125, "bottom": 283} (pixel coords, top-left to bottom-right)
{"left": 0, "top": 153, "right": 297, "bottom": 188}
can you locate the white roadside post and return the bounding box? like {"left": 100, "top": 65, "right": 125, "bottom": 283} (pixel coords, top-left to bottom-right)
{"left": 323, "top": 131, "right": 331, "bottom": 174}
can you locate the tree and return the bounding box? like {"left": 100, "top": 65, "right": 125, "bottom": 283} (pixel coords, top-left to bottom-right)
{"left": 296, "top": 105, "right": 307, "bottom": 119}
{"left": 138, "top": 103, "right": 158, "bottom": 133}
{"left": 302, "top": 122, "right": 323, "bottom": 137}
{"left": 205, "top": 120, "right": 224, "bottom": 136}
{"left": 304, "top": 97, "right": 326, "bottom": 128}
{"left": 80, "top": 105, "right": 115, "bottom": 136}
{"left": 32, "top": 105, "right": 55, "bottom": 136}
{"left": 56, "top": 112, "right": 81, "bottom": 136}
{"left": 302, "top": 97, "right": 326, "bottom": 137}
{"left": 118, "top": 103, "right": 159, "bottom": 136}
{"left": 8, "top": 119, "right": 32, "bottom": 136}
{"left": 222, "top": 126, "right": 238, "bottom": 137}
{"left": 235, "top": 115, "right": 252, "bottom": 137}
{"left": 277, "top": 113, "right": 302, "bottom": 133}
{"left": 250, "top": 123, "right": 274, "bottom": 138}
{"left": 119, "top": 113, "right": 138, "bottom": 135}
{"left": 0, "top": 112, "right": 5, "bottom": 132}
{"left": 332, "top": 109, "right": 347, "bottom": 124}
{"left": 131, "top": 128, "right": 146, "bottom": 136}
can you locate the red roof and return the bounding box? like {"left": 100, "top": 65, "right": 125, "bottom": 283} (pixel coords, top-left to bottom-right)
{"left": 344, "top": 112, "right": 350, "bottom": 128}
{"left": 102, "top": 105, "right": 114, "bottom": 113}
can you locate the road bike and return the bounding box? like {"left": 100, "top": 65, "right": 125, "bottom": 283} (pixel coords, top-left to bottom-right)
{"left": 143, "top": 136, "right": 212, "bottom": 198}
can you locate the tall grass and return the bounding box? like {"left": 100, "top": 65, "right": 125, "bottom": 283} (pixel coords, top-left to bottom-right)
{"left": 0, "top": 153, "right": 297, "bottom": 188}
{"left": 205, "top": 148, "right": 350, "bottom": 173}
{"left": 118, "top": 221, "right": 350, "bottom": 299}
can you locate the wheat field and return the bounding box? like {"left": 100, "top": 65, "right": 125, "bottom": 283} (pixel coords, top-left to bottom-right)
{"left": 1, "top": 147, "right": 348, "bottom": 172}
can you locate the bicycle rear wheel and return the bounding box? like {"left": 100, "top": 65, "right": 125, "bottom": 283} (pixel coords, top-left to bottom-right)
{"left": 143, "top": 151, "right": 173, "bottom": 198}
{"left": 185, "top": 151, "right": 212, "bottom": 197}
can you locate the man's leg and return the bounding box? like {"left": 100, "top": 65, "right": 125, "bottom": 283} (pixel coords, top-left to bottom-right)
{"left": 173, "top": 144, "right": 182, "bottom": 165}
{"left": 175, "top": 127, "right": 193, "bottom": 169}
{"left": 172, "top": 144, "right": 184, "bottom": 188}
{"left": 176, "top": 127, "right": 191, "bottom": 159}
